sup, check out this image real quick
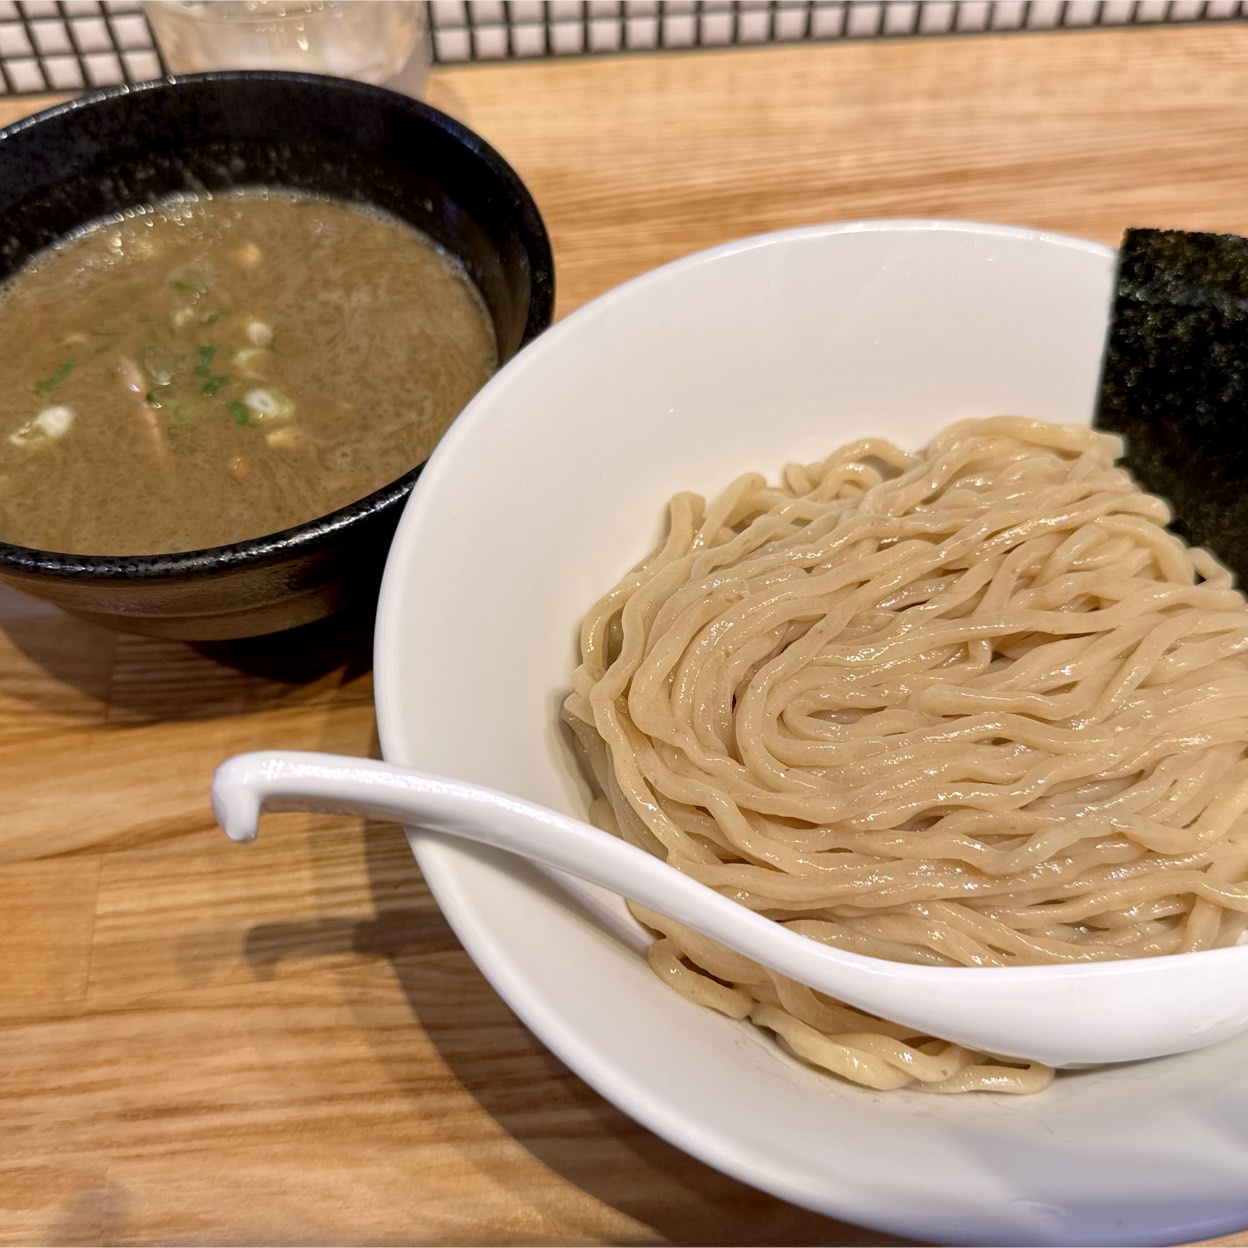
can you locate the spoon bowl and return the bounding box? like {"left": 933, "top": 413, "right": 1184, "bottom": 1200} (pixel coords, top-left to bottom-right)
{"left": 213, "top": 748, "right": 1248, "bottom": 1069}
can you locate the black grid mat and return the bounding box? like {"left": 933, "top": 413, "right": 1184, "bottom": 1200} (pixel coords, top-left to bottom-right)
{"left": 0, "top": 0, "right": 1242, "bottom": 96}
{"left": 431, "top": 0, "right": 1244, "bottom": 59}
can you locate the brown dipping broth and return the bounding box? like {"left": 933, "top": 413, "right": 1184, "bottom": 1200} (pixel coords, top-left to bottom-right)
{"left": 0, "top": 190, "right": 497, "bottom": 555}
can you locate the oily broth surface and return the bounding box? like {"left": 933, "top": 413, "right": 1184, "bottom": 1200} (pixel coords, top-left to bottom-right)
{"left": 0, "top": 191, "right": 497, "bottom": 555}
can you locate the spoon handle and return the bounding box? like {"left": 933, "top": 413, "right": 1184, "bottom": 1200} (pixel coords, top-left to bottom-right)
{"left": 211, "top": 751, "right": 905, "bottom": 1000}
{"left": 211, "top": 750, "right": 1248, "bottom": 1068}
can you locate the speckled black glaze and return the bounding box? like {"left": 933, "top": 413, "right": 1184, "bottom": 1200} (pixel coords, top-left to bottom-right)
{"left": 0, "top": 72, "right": 554, "bottom": 639}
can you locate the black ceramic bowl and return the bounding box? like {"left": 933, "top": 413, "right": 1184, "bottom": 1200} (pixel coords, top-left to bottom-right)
{"left": 0, "top": 72, "right": 554, "bottom": 640}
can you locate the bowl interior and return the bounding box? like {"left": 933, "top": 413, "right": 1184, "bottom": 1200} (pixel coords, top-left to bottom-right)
{"left": 0, "top": 73, "right": 552, "bottom": 636}
{"left": 373, "top": 220, "right": 1248, "bottom": 1246}
{"left": 0, "top": 73, "right": 550, "bottom": 366}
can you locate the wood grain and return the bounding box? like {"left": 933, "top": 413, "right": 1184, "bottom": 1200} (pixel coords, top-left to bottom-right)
{"left": 421, "top": 25, "right": 1248, "bottom": 319}
{"left": 1, "top": 22, "right": 1247, "bottom": 1246}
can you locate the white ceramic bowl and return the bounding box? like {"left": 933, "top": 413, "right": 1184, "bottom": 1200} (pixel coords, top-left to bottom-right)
{"left": 373, "top": 221, "right": 1248, "bottom": 1246}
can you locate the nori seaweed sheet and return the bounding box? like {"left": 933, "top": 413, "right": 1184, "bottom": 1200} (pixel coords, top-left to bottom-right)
{"left": 1095, "top": 228, "right": 1248, "bottom": 584}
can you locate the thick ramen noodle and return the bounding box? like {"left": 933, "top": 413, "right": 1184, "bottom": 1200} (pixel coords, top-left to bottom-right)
{"left": 562, "top": 417, "right": 1248, "bottom": 1094}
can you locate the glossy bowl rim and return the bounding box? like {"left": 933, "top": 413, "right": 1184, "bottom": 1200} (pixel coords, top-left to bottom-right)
{"left": 0, "top": 69, "right": 555, "bottom": 581}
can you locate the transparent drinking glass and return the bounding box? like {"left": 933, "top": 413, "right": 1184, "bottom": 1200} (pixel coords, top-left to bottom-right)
{"left": 144, "top": 1, "right": 429, "bottom": 96}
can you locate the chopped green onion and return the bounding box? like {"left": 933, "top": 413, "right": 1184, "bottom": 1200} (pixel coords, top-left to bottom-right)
{"left": 200, "top": 374, "right": 230, "bottom": 397}
{"left": 138, "top": 344, "right": 183, "bottom": 386}
{"left": 170, "top": 277, "right": 209, "bottom": 294}
{"left": 241, "top": 387, "right": 294, "bottom": 423}
{"left": 232, "top": 347, "right": 270, "bottom": 378}
{"left": 201, "top": 308, "right": 228, "bottom": 326}
{"left": 246, "top": 320, "right": 274, "bottom": 348}
{"left": 10, "top": 405, "right": 75, "bottom": 448}
{"left": 164, "top": 398, "right": 196, "bottom": 433}
{"left": 227, "top": 400, "right": 251, "bottom": 426}
{"left": 144, "top": 390, "right": 163, "bottom": 409}
{"left": 34, "top": 356, "right": 79, "bottom": 395}
{"left": 194, "top": 344, "right": 218, "bottom": 376}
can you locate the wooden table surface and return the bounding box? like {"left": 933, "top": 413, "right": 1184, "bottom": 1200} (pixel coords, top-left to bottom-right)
{"left": 3, "top": 22, "right": 1248, "bottom": 1247}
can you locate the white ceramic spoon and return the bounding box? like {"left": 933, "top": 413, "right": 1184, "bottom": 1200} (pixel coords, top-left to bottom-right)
{"left": 212, "top": 749, "right": 1248, "bottom": 1069}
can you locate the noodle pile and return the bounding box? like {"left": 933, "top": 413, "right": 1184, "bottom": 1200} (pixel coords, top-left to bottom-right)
{"left": 561, "top": 418, "right": 1248, "bottom": 1094}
